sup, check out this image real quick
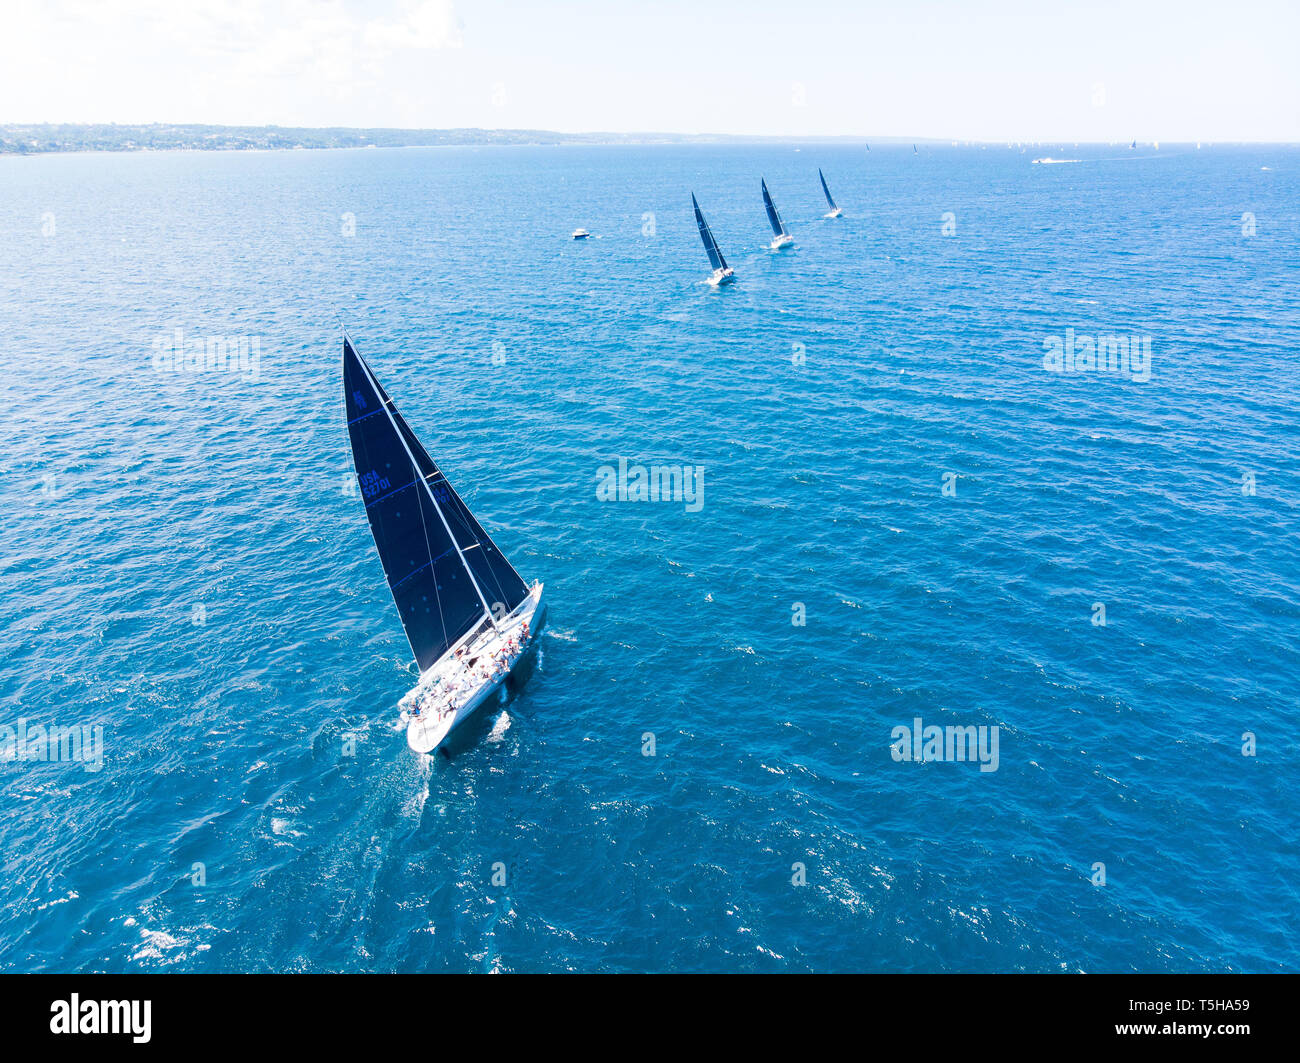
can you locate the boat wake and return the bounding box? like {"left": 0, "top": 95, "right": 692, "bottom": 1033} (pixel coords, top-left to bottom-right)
{"left": 401, "top": 755, "right": 435, "bottom": 819}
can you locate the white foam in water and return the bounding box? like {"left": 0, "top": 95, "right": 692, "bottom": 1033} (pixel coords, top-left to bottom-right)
{"left": 487, "top": 712, "right": 511, "bottom": 743}
{"left": 402, "top": 755, "right": 434, "bottom": 818}
{"left": 131, "top": 927, "right": 185, "bottom": 963}
{"left": 35, "top": 890, "right": 79, "bottom": 912}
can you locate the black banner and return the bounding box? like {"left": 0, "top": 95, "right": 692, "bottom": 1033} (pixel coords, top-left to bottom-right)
{"left": 0, "top": 973, "right": 1285, "bottom": 1051}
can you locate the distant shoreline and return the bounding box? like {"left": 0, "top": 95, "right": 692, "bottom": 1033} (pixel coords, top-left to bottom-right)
{"left": 0, "top": 123, "right": 926, "bottom": 156}
{"left": 1, "top": 124, "right": 1289, "bottom": 156}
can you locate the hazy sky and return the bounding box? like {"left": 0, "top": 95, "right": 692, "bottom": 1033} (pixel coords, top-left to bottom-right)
{"left": 5, "top": 0, "right": 1298, "bottom": 140}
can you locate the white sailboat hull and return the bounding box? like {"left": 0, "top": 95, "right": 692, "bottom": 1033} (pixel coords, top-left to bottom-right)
{"left": 769, "top": 234, "right": 794, "bottom": 250}
{"left": 707, "top": 267, "right": 736, "bottom": 286}
{"left": 825, "top": 208, "right": 843, "bottom": 219}
{"left": 401, "top": 582, "right": 546, "bottom": 754}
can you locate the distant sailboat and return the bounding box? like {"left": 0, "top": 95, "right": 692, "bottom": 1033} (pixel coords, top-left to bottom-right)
{"left": 692, "top": 193, "right": 735, "bottom": 286}
{"left": 571, "top": 228, "right": 591, "bottom": 239}
{"left": 761, "top": 178, "right": 794, "bottom": 249}
{"left": 818, "top": 168, "right": 843, "bottom": 219}
{"left": 342, "top": 334, "right": 546, "bottom": 754}
{"left": 913, "top": 144, "right": 918, "bottom": 154}
{"left": 865, "top": 143, "right": 870, "bottom": 151}
{"left": 1130, "top": 139, "right": 1137, "bottom": 149}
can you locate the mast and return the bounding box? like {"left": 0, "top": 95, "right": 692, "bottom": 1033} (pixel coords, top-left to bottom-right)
{"left": 348, "top": 337, "right": 502, "bottom": 636}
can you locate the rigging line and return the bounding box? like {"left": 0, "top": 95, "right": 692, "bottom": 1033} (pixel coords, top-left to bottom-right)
{"left": 427, "top": 460, "right": 519, "bottom": 608}
{"left": 444, "top": 459, "right": 528, "bottom": 595}
{"left": 412, "top": 448, "right": 454, "bottom": 668}
{"left": 400, "top": 419, "right": 512, "bottom": 631}
{"left": 410, "top": 444, "right": 491, "bottom": 628}
{"left": 444, "top": 486, "right": 520, "bottom": 610}
{"left": 352, "top": 344, "right": 501, "bottom": 635}
{"left": 387, "top": 405, "right": 469, "bottom": 664}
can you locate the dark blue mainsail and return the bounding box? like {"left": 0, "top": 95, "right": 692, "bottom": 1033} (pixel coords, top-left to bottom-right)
{"left": 344, "top": 337, "right": 529, "bottom": 671}
{"left": 761, "top": 178, "right": 787, "bottom": 237}
{"left": 692, "top": 193, "right": 727, "bottom": 271}
{"left": 818, "top": 168, "right": 838, "bottom": 211}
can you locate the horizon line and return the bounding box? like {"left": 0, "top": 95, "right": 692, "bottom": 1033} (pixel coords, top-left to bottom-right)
{"left": 2, "top": 121, "right": 1298, "bottom": 147}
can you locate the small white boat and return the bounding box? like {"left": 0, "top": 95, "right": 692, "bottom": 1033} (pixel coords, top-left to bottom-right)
{"left": 692, "top": 193, "right": 736, "bottom": 286}
{"left": 342, "top": 334, "right": 547, "bottom": 756}
{"left": 571, "top": 228, "right": 590, "bottom": 239}
{"left": 761, "top": 178, "right": 794, "bottom": 249}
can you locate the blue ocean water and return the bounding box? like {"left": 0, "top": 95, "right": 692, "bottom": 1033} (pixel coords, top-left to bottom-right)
{"left": 0, "top": 143, "right": 1297, "bottom": 972}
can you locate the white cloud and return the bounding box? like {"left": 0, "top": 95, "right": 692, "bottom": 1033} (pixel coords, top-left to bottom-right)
{"left": 1, "top": 0, "right": 465, "bottom": 121}
{"left": 364, "top": 0, "right": 463, "bottom": 53}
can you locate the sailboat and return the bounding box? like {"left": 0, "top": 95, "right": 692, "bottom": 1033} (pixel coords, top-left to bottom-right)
{"left": 761, "top": 178, "right": 794, "bottom": 249}
{"left": 818, "top": 168, "right": 843, "bottom": 219}
{"left": 692, "top": 193, "right": 735, "bottom": 286}
{"left": 342, "top": 334, "right": 546, "bottom": 754}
